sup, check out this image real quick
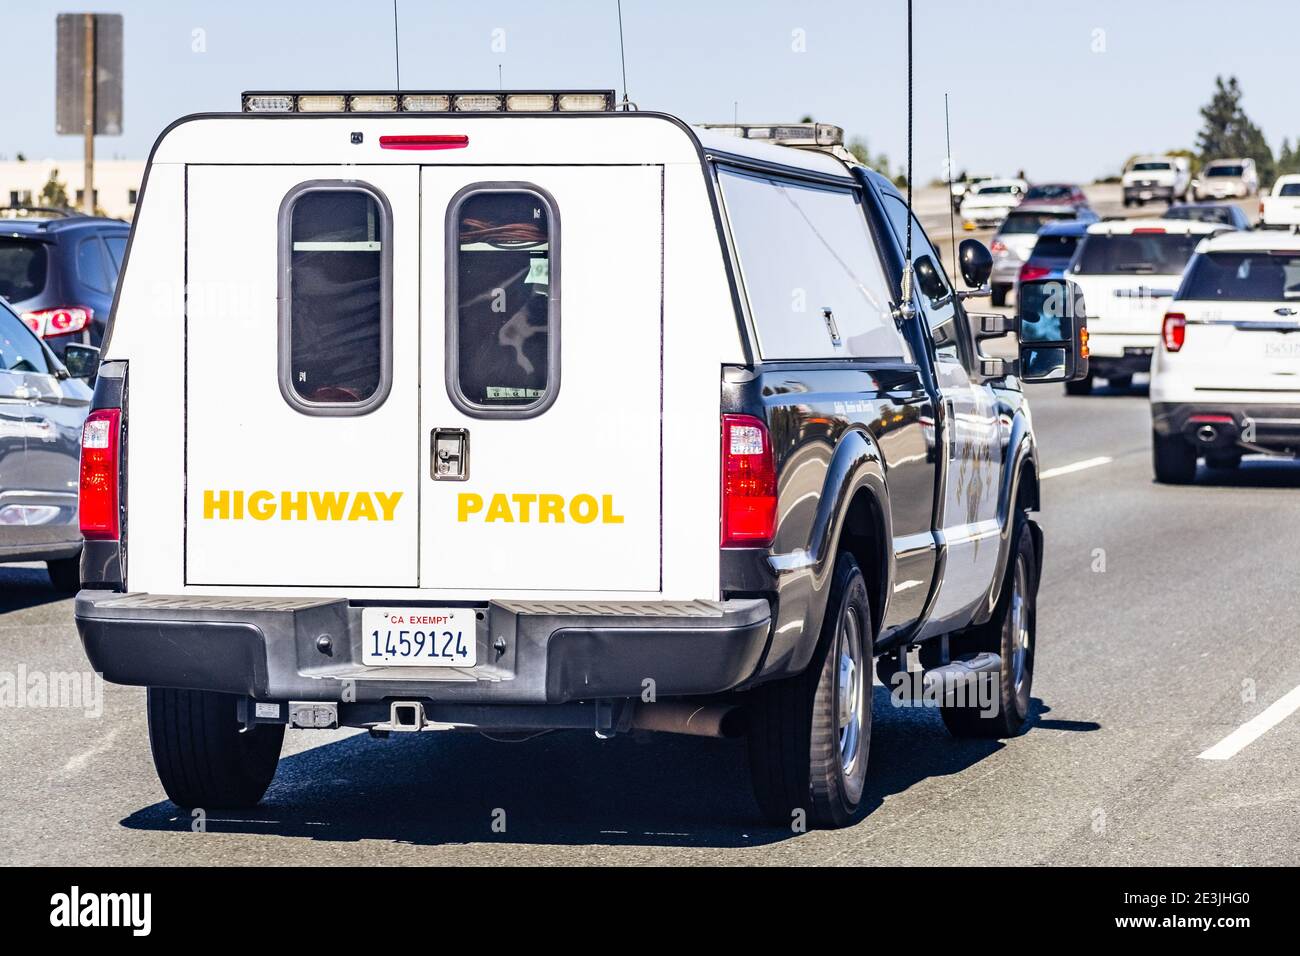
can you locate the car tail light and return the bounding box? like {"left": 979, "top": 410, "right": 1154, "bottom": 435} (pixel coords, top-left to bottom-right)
{"left": 990, "top": 239, "right": 1007, "bottom": 254}
{"left": 20, "top": 306, "right": 92, "bottom": 338}
{"left": 378, "top": 134, "right": 468, "bottom": 150}
{"left": 1162, "top": 312, "right": 1186, "bottom": 352}
{"left": 1133, "top": 227, "right": 1167, "bottom": 234}
{"left": 79, "top": 408, "right": 121, "bottom": 540}
{"left": 721, "top": 414, "right": 777, "bottom": 547}
{"left": 1019, "top": 264, "right": 1050, "bottom": 282}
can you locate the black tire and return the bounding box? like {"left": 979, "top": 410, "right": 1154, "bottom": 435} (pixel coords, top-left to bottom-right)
{"left": 1107, "top": 374, "right": 1133, "bottom": 391}
{"left": 147, "top": 688, "right": 284, "bottom": 809}
{"left": 991, "top": 284, "right": 1010, "bottom": 308}
{"left": 46, "top": 555, "right": 81, "bottom": 592}
{"left": 1153, "top": 430, "right": 1197, "bottom": 484}
{"left": 1205, "top": 452, "right": 1242, "bottom": 470}
{"left": 940, "top": 516, "right": 1038, "bottom": 739}
{"left": 748, "top": 552, "right": 872, "bottom": 829}
{"left": 1064, "top": 372, "right": 1094, "bottom": 396}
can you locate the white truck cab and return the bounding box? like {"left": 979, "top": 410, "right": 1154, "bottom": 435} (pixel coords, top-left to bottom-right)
{"left": 1260, "top": 174, "right": 1300, "bottom": 231}
{"left": 73, "top": 91, "right": 1089, "bottom": 827}
{"left": 1065, "top": 218, "right": 1225, "bottom": 394}
{"left": 1150, "top": 231, "right": 1300, "bottom": 481}
{"left": 1122, "top": 155, "right": 1191, "bottom": 208}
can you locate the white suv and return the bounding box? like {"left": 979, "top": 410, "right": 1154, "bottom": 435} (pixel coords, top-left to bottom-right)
{"left": 1066, "top": 219, "right": 1225, "bottom": 394}
{"left": 1150, "top": 231, "right": 1300, "bottom": 482}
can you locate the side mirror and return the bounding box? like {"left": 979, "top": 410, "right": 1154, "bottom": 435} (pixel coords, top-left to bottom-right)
{"left": 913, "top": 255, "right": 948, "bottom": 302}
{"left": 958, "top": 239, "right": 993, "bottom": 289}
{"left": 1016, "top": 279, "right": 1090, "bottom": 384}
{"left": 62, "top": 344, "right": 101, "bottom": 383}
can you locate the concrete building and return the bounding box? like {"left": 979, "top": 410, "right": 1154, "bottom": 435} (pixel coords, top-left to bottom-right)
{"left": 0, "top": 159, "right": 144, "bottom": 221}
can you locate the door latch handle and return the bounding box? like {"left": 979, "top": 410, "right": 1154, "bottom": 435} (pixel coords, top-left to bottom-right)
{"left": 431, "top": 428, "right": 469, "bottom": 480}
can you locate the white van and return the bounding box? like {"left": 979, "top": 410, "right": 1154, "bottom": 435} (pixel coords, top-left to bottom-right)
{"left": 1151, "top": 231, "right": 1300, "bottom": 481}
{"left": 73, "top": 91, "right": 1087, "bottom": 827}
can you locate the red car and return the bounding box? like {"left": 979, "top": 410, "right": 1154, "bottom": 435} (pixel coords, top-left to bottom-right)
{"left": 1018, "top": 183, "right": 1090, "bottom": 209}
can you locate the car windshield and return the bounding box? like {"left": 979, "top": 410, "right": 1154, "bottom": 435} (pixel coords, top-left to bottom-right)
{"left": 1030, "top": 234, "right": 1080, "bottom": 260}
{"left": 1181, "top": 251, "right": 1300, "bottom": 301}
{"left": 1132, "top": 162, "right": 1172, "bottom": 172}
{"left": 977, "top": 185, "right": 1018, "bottom": 195}
{"left": 1165, "top": 205, "right": 1234, "bottom": 226}
{"left": 999, "top": 211, "right": 1075, "bottom": 235}
{"left": 1074, "top": 233, "right": 1202, "bottom": 275}
{"left": 0, "top": 238, "right": 48, "bottom": 301}
{"left": 1205, "top": 165, "right": 1244, "bottom": 178}
{"left": 1023, "top": 185, "right": 1072, "bottom": 201}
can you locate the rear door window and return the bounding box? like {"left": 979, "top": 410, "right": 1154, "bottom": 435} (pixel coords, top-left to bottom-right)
{"left": 718, "top": 168, "right": 905, "bottom": 360}
{"left": 0, "top": 239, "right": 48, "bottom": 301}
{"left": 1073, "top": 233, "right": 1202, "bottom": 275}
{"left": 279, "top": 181, "right": 392, "bottom": 414}
{"left": 446, "top": 185, "right": 558, "bottom": 417}
{"left": 76, "top": 236, "right": 111, "bottom": 293}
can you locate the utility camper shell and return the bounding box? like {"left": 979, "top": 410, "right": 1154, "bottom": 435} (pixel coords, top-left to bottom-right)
{"left": 75, "top": 94, "right": 1088, "bottom": 827}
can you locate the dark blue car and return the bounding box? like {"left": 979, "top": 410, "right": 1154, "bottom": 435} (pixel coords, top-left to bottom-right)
{"left": 1014, "top": 219, "right": 1094, "bottom": 295}
{"left": 0, "top": 211, "right": 129, "bottom": 358}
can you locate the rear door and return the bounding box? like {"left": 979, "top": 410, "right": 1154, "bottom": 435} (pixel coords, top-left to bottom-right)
{"left": 418, "top": 166, "right": 663, "bottom": 592}
{"left": 186, "top": 166, "right": 420, "bottom": 587}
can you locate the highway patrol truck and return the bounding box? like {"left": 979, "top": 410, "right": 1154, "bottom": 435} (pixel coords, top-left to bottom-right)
{"left": 74, "top": 91, "right": 1089, "bottom": 828}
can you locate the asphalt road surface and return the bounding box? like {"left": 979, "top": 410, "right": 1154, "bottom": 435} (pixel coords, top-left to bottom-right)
{"left": 2, "top": 187, "right": 1290, "bottom": 866}
{"left": 2, "top": 378, "right": 1298, "bottom": 866}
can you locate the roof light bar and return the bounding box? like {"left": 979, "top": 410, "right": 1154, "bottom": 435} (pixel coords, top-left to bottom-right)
{"left": 699, "top": 122, "right": 845, "bottom": 148}
{"left": 241, "top": 90, "right": 616, "bottom": 113}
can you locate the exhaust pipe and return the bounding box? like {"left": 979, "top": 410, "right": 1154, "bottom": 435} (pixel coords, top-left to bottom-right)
{"left": 630, "top": 702, "right": 746, "bottom": 738}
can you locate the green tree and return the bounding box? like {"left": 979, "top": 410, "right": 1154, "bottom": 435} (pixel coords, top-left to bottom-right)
{"left": 39, "top": 168, "right": 70, "bottom": 208}
{"left": 1195, "top": 75, "right": 1275, "bottom": 183}
{"left": 1277, "top": 138, "right": 1300, "bottom": 178}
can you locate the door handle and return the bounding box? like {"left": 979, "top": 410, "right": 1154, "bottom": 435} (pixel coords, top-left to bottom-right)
{"left": 431, "top": 428, "right": 469, "bottom": 481}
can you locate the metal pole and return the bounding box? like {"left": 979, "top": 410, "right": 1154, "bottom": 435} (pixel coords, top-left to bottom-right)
{"left": 82, "top": 13, "right": 95, "bottom": 215}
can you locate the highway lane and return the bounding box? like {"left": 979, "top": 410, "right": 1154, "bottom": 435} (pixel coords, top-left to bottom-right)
{"left": 1, "top": 378, "right": 1297, "bottom": 865}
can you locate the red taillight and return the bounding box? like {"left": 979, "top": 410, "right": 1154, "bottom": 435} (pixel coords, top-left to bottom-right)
{"left": 20, "top": 306, "right": 93, "bottom": 338}
{"left": 378, "top": 134, "right": 469, "bottom": 150}
{"left": 1019, "top": 264, "right": 1050, "bottom": 282}
{"left": 721, "top": 414, "right": 777, "bottom": 548}
{"left": 1162, "top": 312, "right": 1186, "bottom": 352}
{"left": 79, "top": 408, "right": 121, "bottom": 540}
{"left": 1132, "top": 227, "right": 1167, "bottom": 234}
{"left": 990, "top": 239, "right": 1007, "bottom": 254}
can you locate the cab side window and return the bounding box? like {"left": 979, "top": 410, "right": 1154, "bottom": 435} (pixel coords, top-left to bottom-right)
{"left": 446, "top": 185, "right": 558, "bottom": 418}
{"left": 279, "top": 182, "right": 392, "bottom": 415}
{"left": 718, "top": 168, "right": 909, "bottom": 362}
{"left": 882, "top": 195, "right": 965, "bottom": 362}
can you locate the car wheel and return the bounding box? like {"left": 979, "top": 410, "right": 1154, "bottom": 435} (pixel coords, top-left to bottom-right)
{"left": 941, "top": 515, "right": 1038, "bottom": 739}
{"left": 748, "top": 552, "right": 872, "bottom": 829}
{"left": 1153, "top": 431, "right": 1198, "bottom": 484}
{"left": 991, "top": 284, "right": 1010, "bottom": 308}
{"left": 1064, "top": 372, "right": 1094, "bottom": 396}
{"left": 147, "top": 688, "right": 284, "bottom": 809}
{"left": 47, "top": 555, "right": 81, "bottom": 592}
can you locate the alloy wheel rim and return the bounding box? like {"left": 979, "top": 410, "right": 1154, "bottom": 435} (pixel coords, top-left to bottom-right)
{"left": 837, "top": 605, "right": 865, "bottom": 776}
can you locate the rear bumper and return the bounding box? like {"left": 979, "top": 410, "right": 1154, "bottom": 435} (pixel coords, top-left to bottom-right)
{"left": 1124, "top": 184, "right": 1175, "bottom": 201}
{"left": 75, "top": 591, "right": 773, "bottom": 705}
{"left": 1086, "top": 333, "right": 1156, "bottom": 375}
{"left": 1152, "top": 402, "right": 1300, "bottom": 452}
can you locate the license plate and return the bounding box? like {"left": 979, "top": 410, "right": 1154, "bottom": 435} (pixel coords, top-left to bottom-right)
{"left": 360, "top": 607, "right": 477, "bottom": 667}
{"left": 1124, "top": 347, "right": 1153, "bottom": 357}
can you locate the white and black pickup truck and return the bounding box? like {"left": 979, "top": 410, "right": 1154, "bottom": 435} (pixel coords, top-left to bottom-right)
{"left": 73, "top": 95, "right": 1089, "bottom": 828}
{"left": 1260, "top": 175, "right": 1300, "bottom": 230}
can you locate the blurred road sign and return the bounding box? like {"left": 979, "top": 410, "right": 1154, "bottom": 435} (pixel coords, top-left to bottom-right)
{"left": 56, "top": 13, "right": 123, "bottom": 136}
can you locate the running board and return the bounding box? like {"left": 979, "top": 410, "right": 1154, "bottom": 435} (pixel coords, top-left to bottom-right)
{"left": 921, "top": 652, "right": 1001, "bottom": 705}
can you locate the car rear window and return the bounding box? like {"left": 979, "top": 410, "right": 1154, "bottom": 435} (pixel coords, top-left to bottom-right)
{"left": 1000, "top": 211, "right": 1074, "bottom": 235}
{"left": 1030, "top": 234, "right": 1079, "bottom": 260}
{"left": 1205, "top": 165, "right": 1244, "bottom": 178}
{"left": 1181, "top": 252, "right": 1300, "bottom": 301}
{"left": 1164, "top": 205, "right": 1233, "bottom": 226}
{"left": 1132, "top": 162, "right": 1172, "bottom": 172}
{"left": 279, "top": 182, "right": 392, "bottom": 414}
{"left": 1279, "top": 183, "right": 1300, "bottom": 197}
{"left": 1023, "top": 185, "right": 1073, "bottom": 202}
{"left": 0, "top": 239, "right": 48, "bottom": 301}
{"left": 1073, "top": 233, "right": 1202, "bottom": 275}
{"left": 447, "top": 185, "right": 558, "bottom": 417}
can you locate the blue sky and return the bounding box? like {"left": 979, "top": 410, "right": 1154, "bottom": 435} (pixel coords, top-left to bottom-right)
{"left": 3, "top": 0, "right": 1297, "bottom": 182}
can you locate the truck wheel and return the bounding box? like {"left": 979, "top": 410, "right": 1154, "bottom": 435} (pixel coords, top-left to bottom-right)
{"left": 747, "top": 552, "right": 872, "bottom": 829}
{"left": 991, "top": 284, "right": 1010, "bottom": 308}
{"left": 46, "top": 555, "right": 81, "bottom": 592}
{"left": 147, "top": 688, "right": 284, "bottom": 809}
{"left": 1152, "top": 431, "right": 1197, "bottom": 484}
{"left": 941, "top": 517, "right": 1038, "bottom": 739}
{"left": 1064, "top": 372, "right": 1094, "bottom": 396}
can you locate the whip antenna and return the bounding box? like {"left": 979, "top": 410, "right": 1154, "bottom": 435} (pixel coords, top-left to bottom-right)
{"left": 945, "top": 92, "right": 959, "bottom": 283}
{"left": 617, "top": 0, "right": 631, "bottom": 110}
{"left": 392, "top": 0, "right": 401, "bottom": 90}
{"left": 896, "top": 0, "right": 916, "bottom": 320}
